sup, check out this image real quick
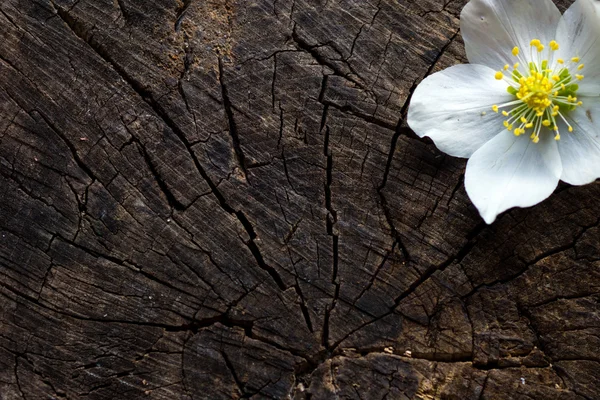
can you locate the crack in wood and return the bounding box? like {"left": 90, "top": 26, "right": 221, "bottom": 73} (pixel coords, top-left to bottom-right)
{"left": 321, "top": 124, "right": 339, "bottom": 350}
{"left": 218, "top": 57, "right": 248, "bottom": 180}
{"left": 52, "top": 4, "right": 288, "bottom": 294}
{"left": 174, "top": 0, "right": 193, "bottom": 31}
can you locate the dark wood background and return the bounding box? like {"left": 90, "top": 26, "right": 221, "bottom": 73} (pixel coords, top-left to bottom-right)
{"left": 1, "top": 0, "right": 598, "bottom": 398}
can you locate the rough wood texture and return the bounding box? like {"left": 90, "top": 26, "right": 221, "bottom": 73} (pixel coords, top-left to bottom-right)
{"left": 1, "top": 0, "right": 598, "bottom": 398}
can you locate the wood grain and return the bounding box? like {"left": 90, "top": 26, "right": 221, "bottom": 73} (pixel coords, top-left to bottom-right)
{"left": 0, "top": 0, "right": 598, "bottom": 398}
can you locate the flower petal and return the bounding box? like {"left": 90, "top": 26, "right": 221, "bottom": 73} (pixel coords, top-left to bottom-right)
{"left": 557, "top": 97, "right": 600, "bottom": 185}
{"left": 555, "top": 0, "right": 600, "bottom": 96}
{"left": 407, "top": 64, "right": 514, "bottom": 158}
{"left": 465, "top": 130, "right": 562, "bottom": 224}
{"left": 461, "top": 0, "right": 561, "bottom": 70}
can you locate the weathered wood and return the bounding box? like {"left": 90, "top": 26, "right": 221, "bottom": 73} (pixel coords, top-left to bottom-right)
{"left": 0, "top": 0, "right": 598, "bottom": 398}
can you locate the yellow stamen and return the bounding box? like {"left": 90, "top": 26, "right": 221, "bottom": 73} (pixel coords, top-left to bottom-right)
{"left": 486, "top": 39, "right": 584, "bottom": 144}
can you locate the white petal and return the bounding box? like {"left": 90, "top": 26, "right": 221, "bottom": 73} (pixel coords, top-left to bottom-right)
{"left": 556, "top": 0, "right": 600, "bottom": 96}
{"left": 461, "top": 0, "right": 561, "bottom": 70}
{"left": 407, "top": 64, "right": 514, "bottom": 158}
{"left": 465, "top": 130, "right": 562, "bottom": 224}
{"left": 557, "top": 97, "right": 600, "bottom": 185}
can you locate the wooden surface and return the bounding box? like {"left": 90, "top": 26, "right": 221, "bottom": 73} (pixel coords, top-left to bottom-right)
{"left": 1, "top": 0, "right": 599, "bottom": 398}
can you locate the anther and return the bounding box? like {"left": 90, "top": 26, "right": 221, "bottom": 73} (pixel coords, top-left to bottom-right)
{"left": 491, "top": 40, "right": 583, "bottom": 143}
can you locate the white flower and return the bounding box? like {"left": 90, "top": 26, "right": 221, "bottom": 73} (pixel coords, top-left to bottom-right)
{"left": 408, "top": 0, "right": 600, "bottom": 224}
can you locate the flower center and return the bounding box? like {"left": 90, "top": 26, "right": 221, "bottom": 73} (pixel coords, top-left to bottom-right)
{"left": 491, "top": 39, "right": 584, "bottom": 143}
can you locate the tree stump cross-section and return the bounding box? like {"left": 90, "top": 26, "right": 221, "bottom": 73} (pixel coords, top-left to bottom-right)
{"left": 0, "top": 0, "right": 599, "bottom": 398}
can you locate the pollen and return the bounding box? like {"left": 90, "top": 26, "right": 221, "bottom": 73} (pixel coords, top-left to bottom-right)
{"left": 488, "top": 40, "right": 583, "bottom": 143}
